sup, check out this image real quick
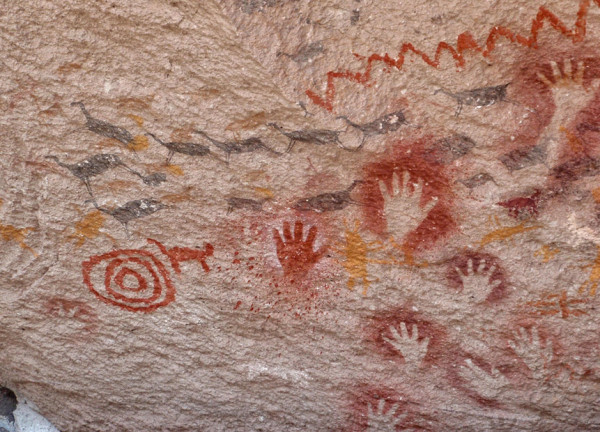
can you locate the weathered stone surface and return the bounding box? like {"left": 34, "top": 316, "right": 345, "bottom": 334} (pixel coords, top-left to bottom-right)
{"left": 1, "top": 0, "right": 600, "bottom": 430}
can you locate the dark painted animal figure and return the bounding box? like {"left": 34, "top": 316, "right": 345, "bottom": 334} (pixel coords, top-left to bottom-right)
{"left": 194, "top": 130, "right": 281, "bottom": 162}
{"left": 497, "top": 190, "right": 541, "bottom": 220}
{"left": 293, "top": 180, "right": 363, "bottom": 212}
{"left": 268, "top": 123, "right": 345, "bottom": 152}
{"left": 71, "top": 102, "right": 134, "bottom": 145}
{"left": 146, "top": 132, "right": 214, "bottom": 164}
{"left": 46, "top": 154, "right": 165, "bottom": 196}
{"left": 337, "top": 110, "right": 406, "bottom": 150}
{"left": 552, "top": 156, "right": 600, "bottom": 181}
{"left": 434, "top": 83, "right": 510, "bottom": 117}
{"left": 460, "top": 172, "right": 496, "bottom": 188}
{"left": 426, "top": 133, "right": 476, "bottom": 164}
{"left": 226, "top": 197, "right": 268, "bottom": 214}
{"left": 88, "top": 198, "right": 165, "bottom": 235}
{"left": 499, "top": 145, "right": 545, "bottom": 172}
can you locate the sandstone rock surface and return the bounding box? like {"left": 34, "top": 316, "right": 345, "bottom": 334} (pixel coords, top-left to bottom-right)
{"left": 1, "top": 1, "right": 600, "bottom": 430}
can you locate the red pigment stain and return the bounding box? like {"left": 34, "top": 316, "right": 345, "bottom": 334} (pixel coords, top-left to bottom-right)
{"left": 233, "top": 300, "right": 242, "bottom": 310}
{"left": 360, "top": 136, "right": 456, "bottom": 252}
{"left": 306, "top": 0, "right": 596, "bottom": 111}
{"left": 217, "top": 210, "right": 342, "bottom": 321}
{"left": 445, "top": 251, "right": 509, "bottom": 304}
{"left": 573, "top": 80, "right": 600, "bottom": 159}
{"left": 507, "top": 50, "right": 600, "bottom": 173}
{"left": 43, "top": 298, "right": 99, "bottom": 334}
{"left": 497, "top": 190, "right": 542, "bottom": 220}
{"left": 364, "top": 305, "right": 450, "bottom": 368}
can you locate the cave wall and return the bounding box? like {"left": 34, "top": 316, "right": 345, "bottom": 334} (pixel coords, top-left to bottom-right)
{"left": 1, "top": 1, "right": 600, "bottom": 430}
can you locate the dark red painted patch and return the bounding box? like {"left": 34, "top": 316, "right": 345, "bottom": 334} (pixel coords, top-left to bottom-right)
{"left": 497, "top": 190, "right": 541, "bottom": 220}
{"left": 360, "top": 136, "right": 456, "bottom": 252}
{"left": 445, "top": 251, "right": 509, "bottom": 304}
{"left": 364, "top": 305, "right": 451, "bottom": 368}
{"left": 43, "top": 298, "right": 99, "bottom": 334}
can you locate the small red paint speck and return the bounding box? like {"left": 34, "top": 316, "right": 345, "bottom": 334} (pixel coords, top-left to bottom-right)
{"left": 234, "top": 301, "right": 242, "bottom": 310}
{"left": 249, "top": 304, "right": 254, "bottom": 311}
{"left": 232, "top": 259, "right": 241, "bottom": 264}
{"left": 234, "top": 251, "right": 239, "bottom": 256}
{"left": 248, "top": 265, "right": 254, "bottom": 270}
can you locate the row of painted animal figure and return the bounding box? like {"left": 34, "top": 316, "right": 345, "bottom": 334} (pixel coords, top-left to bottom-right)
{"left": 46, "top": 101, "right": 411, "bottom": 235}
{"left": 72, "top": 101, "right": 410, "bottom": 164}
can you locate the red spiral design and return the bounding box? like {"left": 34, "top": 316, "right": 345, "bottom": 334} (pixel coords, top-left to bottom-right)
{"left": 82, "top": 249, "right": 175, "bottom": 313}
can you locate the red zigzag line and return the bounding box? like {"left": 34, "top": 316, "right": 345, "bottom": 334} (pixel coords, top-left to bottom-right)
{"left": 306, "top": 0, "right": 596, "bottom": 111}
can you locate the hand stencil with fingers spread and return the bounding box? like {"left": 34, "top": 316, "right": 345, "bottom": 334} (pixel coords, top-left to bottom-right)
{"left": 455, "top": 259, "right": 501, "bottom": 303}
{"left": 508, "top": 327, "right": 553, "bottom": 380}
{"left": 383, "top": 323, "right": 429, "bottom": 368}
{"left": 537, "top": 59, "right": 600, "bottom": 164}
{"left": 378, "top": 171, "right": 438, "bottom": 241}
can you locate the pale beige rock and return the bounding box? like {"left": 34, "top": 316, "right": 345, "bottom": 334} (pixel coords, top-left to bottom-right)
{"left": 1, "top": 0, "right": 600, "bottom": 431}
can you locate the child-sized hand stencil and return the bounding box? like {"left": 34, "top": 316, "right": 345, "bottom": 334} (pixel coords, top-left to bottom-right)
{"left": 455, "top": 259, "right": 501, "bottom": 303}
{"left": 383, "top": 323, "right": 429, "bottom": 368}
{"left": 378, "top": 171, "right": 438, "bottom": 241}
{"left": 273, "top": 220, "right": 327, "bottom": 277}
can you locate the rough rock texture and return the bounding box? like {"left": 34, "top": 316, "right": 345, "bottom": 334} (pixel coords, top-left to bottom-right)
{"left": 1, "top": 0, "right": 600, "bottom": 430}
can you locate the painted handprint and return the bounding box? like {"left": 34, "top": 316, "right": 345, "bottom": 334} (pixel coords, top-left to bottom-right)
{"left": 382, "top": 323, "right": 429, "bottom": 368}
{"left": 273, "top": 220, "right": 327, "bottom": 278}
{"left": 537, "top": 59, "right": 600, "bottom": 163}
{"left": 378, "top": 171, "right": 438, "bottom": 241}
{"left": 459, "top": 359, "right": 510, "bottom": 400}
{"left": 366, "top": 399, "right": 408, "bottom": 432}
{"left": 508, "top": 327, "right": 553, "bottom": 380}
{"left": 455, "top": 259, "right": 501, "bottom": 303}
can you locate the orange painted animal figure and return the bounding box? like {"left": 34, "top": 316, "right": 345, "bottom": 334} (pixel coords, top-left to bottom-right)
{"left": 479, "top": 216, "right": 541, "bottom": 247}
{"left": 0, "top": 198, "right": 36, "bottom": 256}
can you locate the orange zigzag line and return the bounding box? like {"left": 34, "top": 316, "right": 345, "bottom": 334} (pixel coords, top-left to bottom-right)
{"left": 306, "top": 0, "right": 595, "bottom": 112}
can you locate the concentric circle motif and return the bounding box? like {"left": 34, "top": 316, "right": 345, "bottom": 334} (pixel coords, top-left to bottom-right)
{"left": 82, "top": 249, "right": 175, "bottom": 313}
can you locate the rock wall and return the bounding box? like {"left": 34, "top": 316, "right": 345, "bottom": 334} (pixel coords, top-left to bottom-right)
{"left": 1, "top": 0, "right": 600, "bottom": 430}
